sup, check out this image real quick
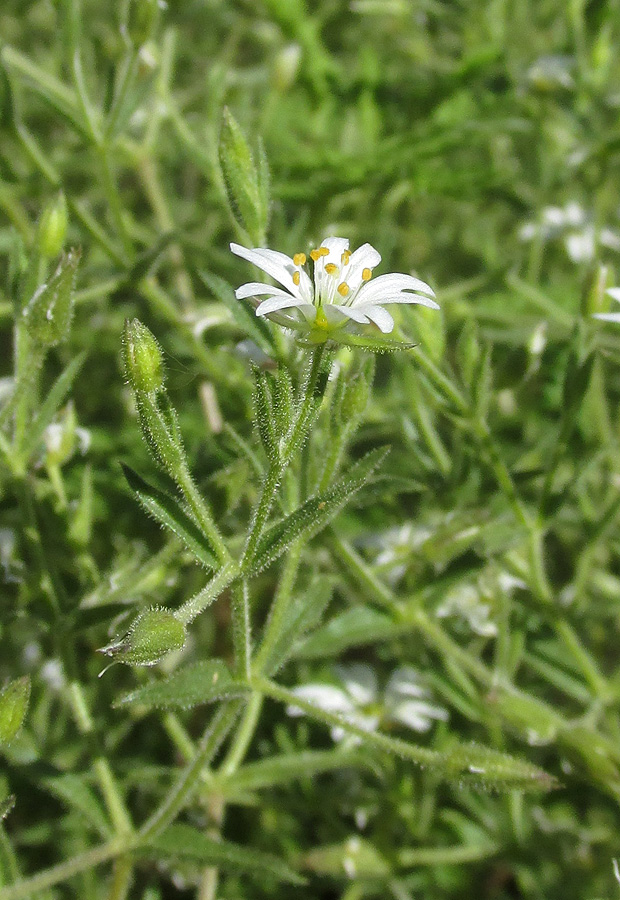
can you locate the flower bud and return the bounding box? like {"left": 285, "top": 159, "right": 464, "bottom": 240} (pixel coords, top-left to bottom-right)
{"left": 341, "top": 373, "right": 370, "bottom": 422}
{"left": 581, "top": 264, "right": 614, "bottom": 317}
{"left": 0, "top": 677, "right": 30, "bottom": 747}
{"left": 23, "top": 249, "right": 80, "bottom": 347}
{"left": 272, "top": 43, "right": 301, "bottom": 92}
{"left": 99, "top": 607, "right": 186, "bottom": 667}
{"left": 122, "top": 319, "right": 165, "bottom": 393}
{"left": 37, "top": 194, "right": 68, "bottom": 259}
{"left": 218, "top": 108, "right": 270, "bottom": 245}
{"left": 126, "top": 0, "right": 160, "bottom": 46}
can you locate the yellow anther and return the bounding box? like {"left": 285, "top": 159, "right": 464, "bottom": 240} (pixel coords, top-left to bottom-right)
{"left": 292, "top": 270, "right": 301, "bottom": 286}
{"left": 337, "top": 282, "right": 350, "bottom": 297}
{"left": 310, "top": 249, "right": 321, "bottom": 262}
{"left": 319, "top": 246, "right": 330, "bottom": 257}
{"left": 325, "top": 263, "right": 338, "bottom": 275}
{"left": 341, "top": 250, "right": 351, "bottom": 264}
{"left": 362, "top": 267, "right": 372, "bottom": 281}
{"left": 293, "top": 252, "right": 306, "bottom": 266}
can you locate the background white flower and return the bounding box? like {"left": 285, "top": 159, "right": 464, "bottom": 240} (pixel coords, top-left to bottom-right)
{"left": 519, "top": 202, "right": 620, "bottom": 264}
{"left": 593, "top": 287, "right": 620, "bottom": 323}
{"left": 231, "top": 237, "right": 438, "bottom": 336}
{"left": 287, "top": 663, "right": 448, "bottom": 743}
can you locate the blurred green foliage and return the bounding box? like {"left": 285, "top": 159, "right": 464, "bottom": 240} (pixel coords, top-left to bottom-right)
{"left": 1, "top": 1, "right": 620, "bottom": 898}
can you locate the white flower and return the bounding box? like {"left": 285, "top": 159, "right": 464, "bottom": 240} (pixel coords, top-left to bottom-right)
{"left": 286, "top": 663, "right": 447, "bottom": 744}
{"left": 519, "top": 203, "right": 620, "bottom": 264}
{"left": 594, "top": 287, "right": 620, "bottom": 323}
{"left": 231, "top": 237, "right": 438, "bottom": 338}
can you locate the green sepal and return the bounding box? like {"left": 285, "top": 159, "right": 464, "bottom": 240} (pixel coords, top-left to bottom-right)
{"left": 98, "top": 606, "right": 186, "bottom": 667}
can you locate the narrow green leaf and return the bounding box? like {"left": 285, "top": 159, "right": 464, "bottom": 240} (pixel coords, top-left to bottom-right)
{"left": 40, "top": 775, "right": 112, "bottom": 838}
{"left": 245, "top": 447, "right": 389, "bottom": 575}
{"left": 272, "top": 366, "right": 294, "bottom": 438}
{"left": 121, "top": 464, "right": 217, "bottom": 569}
{"left": 223, "top": 749, "right": 378, "bottom": 794}
{"left": 114, "top": 659, "right": 248, "bottom": 709}
{"left": 144, "top": 823, "right": 304, "bottom": 884}
{"left": 21, "top": 353, "right": 86, "bottom": 462}
{"left": 296, "top": 605, "right": 400, "bottom": 659}
{"left": 0, "top": 677, "right": 30, "bottom": 746}
{"left": 198, "top": 270, "right": 275, "bottom": 355}
{"left": 262, "top": 577, "right": 334, "bottom": 674}
{"left": 2, "top": 46, "right": 91, "bottom": 139}
{"left": 252, "top": 367, "right": 279, "bottom": 463}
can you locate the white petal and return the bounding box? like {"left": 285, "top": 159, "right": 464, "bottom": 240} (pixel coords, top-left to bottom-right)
{"left": 355, "top": 273, "right": 436, "bottom": 306}
{"left": 235, "top": 282, "right": 294, "bottom": 300}
{"left": 231, "top": 242, "right": 304, "bottom": 298}
{"left": 256, "top": 295, "right": 306, "bottom": 316}
{"left": 317, "top": 237, "right": 350, "bottom": 264}
{"left": 345, "top": 243, "right": 382, "bottom": 293}
{"left": 335, "top": 663, "right": 378, "bottom": 706}
{"left": 331, "top": 304, "right": 370, "bottom": 324}
{"left": 606, "top": 287, "right": 620, "bottom": 303}
{"left": 384, "top": 667, "right": 426, "bottom": 701}
{"left": 390, "top": 700, "right": 448, "bottom": 732}
{"left": 288, "top": 685, "right": 354, "bottom": 716}
{"left": 363, "top": 305, "right": 395, "bottom": 333}
{"left": 593, "top": 312, "right": 620, "bottom": 323}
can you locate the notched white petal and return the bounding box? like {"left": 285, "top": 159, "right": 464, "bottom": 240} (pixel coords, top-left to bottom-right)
{"left": 256, "top": 295, "right": 306, "bottom": 316}
{"left": 235, "top": 282, "right": 294, "bottom": 300}
{"left": 332, "top": 304, "right": 370, "bottom": 324}
{"left": 230, "top": 242, "right": 300, "bottom": 296}
{"left": 363, "top": 305, "right": 395, "bottom": 333}
{"left": 355, "top": 273, "right": 436, "bottom": 305}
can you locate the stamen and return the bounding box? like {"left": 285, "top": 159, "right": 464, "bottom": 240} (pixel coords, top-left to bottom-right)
{"left": 337, "top": 282, "right": 350, "bottom": 296}
{"left": 319, "top": 247, "right": 330, "bottom": 257}
{"left": 292, "top": 270, "right": 301, "bottom": 286}
{"left": 310, "top": 249, "right": 321, "bottom": 262}
{"left": 325, "top": 263, "right": 338, "bottom": 275}
{"left": 362, "top": 267, "right": 372, "bottom": 281}
{"left": 293, "top": 252, "right": 306, "bottom": 266}
{"left": 341, "top": 250, "right": 351, "bottom": 264}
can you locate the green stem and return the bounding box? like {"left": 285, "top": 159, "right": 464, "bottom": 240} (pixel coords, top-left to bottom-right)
{"left": 176, "top": 561, "right": 238, "bottom": 626}
{"left": 106, "top": 855, "right": 133, "bottom": 900}
{"left": 67, "top": 682, "right": 133, "bottom": 835}
{"left": 256, "top": 677, "right": 443, "bottom": 769}
{"left": 138, "top": 701, "right": 242, "bottom": 840}
{"left": 231, "top": 579, "right": 252, "bottom": 680}
{"left": 0, "top": 840, "right": 127, "bottom": 900}
{"left": 254, "top": 539, "right": 303, "bottom": 673}
{"left": 241, "top": 346, "right": 325, "bottom": 568}
{"left": 219, "top": 692, "right": 263, "bottom": 777}
{"left": 97, "top": 144, "right": 133, "bottom": 258}
{"left": 175, "top": 462, "right": 231, "bottom": 564}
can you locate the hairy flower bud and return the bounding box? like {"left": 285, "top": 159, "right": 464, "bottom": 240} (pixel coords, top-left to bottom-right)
{"left": 0, "top": 677, "right": 30, "bottom": 747}
{"left": 99, "top": 607, "right": 186, "bottom": 667}
{"left": 123, "top": 318, "right": 165, "bottom": 393}
{"left": 37, "top": 194, "right": 68, "bottom": 259}
{"left": 23, "top": 249, "right": 80, "bottom": 346}
{"left": 126, "top": 0, "right": 160, "bottom": 46}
